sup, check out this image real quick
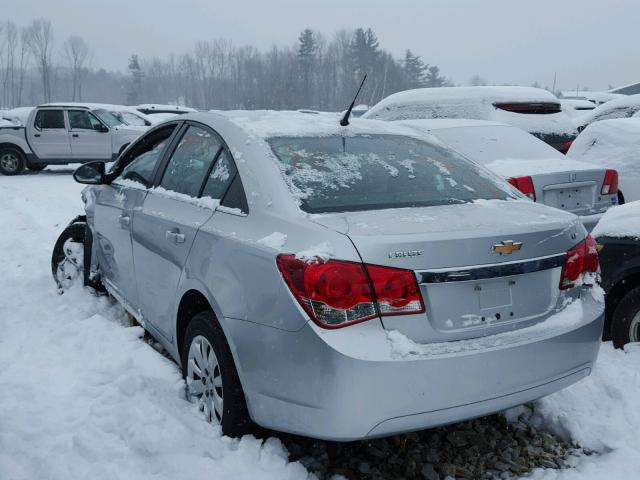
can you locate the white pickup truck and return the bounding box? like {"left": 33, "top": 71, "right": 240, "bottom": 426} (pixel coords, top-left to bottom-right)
{"left": 0, "top": 104, "right": 144, "bottom": 175}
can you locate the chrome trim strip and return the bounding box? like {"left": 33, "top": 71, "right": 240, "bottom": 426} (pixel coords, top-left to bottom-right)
{"left": 417, "top": 253, "right": 566, "bottom": 284}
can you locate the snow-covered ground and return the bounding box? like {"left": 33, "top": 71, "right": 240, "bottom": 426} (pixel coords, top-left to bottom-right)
{"left": 1, "top": 169, "right": 640, "bottom": 480}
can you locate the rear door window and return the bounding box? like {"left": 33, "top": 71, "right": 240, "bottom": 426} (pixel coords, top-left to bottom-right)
{"left": 269, "top": 134, "right": 512, "bottom": 213}
{"left": 34, "top": 110, "right": 65, "bottom": 130}
{"left": 159, "top": 125, "right": 222, "bottom": 197}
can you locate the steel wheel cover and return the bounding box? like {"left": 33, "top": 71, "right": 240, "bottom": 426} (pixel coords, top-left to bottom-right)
{"left": 55, "top": 238, "right": 84, "bottom": 289}
{"left": 186, "top": 335, "right": 223, "bottom": 423}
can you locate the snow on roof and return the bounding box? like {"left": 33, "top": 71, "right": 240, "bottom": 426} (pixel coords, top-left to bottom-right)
{"left": 398, "top": 118, "right": 506, "bottom": 130}
{"left": 203, "top": 109, "right": 437, "bottom": 140}
{"left": 592, "top": 201, "right": 640, "bottom": 239}
{"left": 574, "top": 94, "right": 640, "bottom": 125}
{"left": 560, "top": 91, "right": 623, "bottom": 104}
{"left": 137, "top": 104, "right": 197, "bottom": 112}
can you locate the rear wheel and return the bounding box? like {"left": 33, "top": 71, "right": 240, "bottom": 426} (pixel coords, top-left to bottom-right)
{"left": 0, "top": 148, "right": 26, "bottom": 175}
{"left": 182, "top": 311, "right": 252, "bottom": 437}
{"left": 612, "top": 285, "right": 640, "bottom": 348}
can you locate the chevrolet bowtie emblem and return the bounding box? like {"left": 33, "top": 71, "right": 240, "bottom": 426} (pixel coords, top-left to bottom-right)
{"left": 492, "top": 240, "right": 523, "bottom": 255}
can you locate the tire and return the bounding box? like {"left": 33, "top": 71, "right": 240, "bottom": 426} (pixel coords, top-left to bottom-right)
{"left": 51, "top": 222, "right": 103, "bottom": 293}
{"left": 618, "top": 190, "right": 625, "bottom": 205}
{"left": 611, "top": 285, "right": 640, "bottom": 349}
{"left": 182, "top": 311, "right": 253, "bottom": 437}
{"left": 27, "top": 164, "right": 46, "bottom": 172}
{"left": 0, "top": 148, "right": 26, "bottom": 175}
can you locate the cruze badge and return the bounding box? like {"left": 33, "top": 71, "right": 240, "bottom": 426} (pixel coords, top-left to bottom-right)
{"left": 492, "top": 240, "right": 522, "bottom": 255}
{"left": 389, "top": 249, "right": 424, "bottom": 259}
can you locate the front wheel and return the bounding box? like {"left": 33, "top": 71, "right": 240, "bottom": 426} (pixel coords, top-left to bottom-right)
{"left": 612, "top": 286, "right": 640, "bottom": 349}
{"left": 182, "top": 311, "right": 253, "bottom": 437}
{"left": 51, "top": 223, "right": 87, "bottom": 292}
{"left": 0, "top": 148, "right": 26, "bottom": 175}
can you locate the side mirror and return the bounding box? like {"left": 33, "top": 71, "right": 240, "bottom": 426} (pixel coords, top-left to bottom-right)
{"left": 96, "top": 124, "right": 109, "bottom": 133}
{"left": 73, "top": 161, "right": 106, "bottom": 184}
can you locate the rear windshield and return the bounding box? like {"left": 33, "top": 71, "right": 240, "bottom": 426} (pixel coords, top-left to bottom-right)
{"left": 269, "top": 135, "right": 512, "bottom": 214}
{"left": 431, "top": 126, "right": 562, "bottom": 164}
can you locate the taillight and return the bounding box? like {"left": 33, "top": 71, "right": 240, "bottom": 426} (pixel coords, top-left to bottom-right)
{"left": 601, "top": 169, "right": 618, "bottom": 195}
{"left": 276, "top": 255, "right": 425, "bottom": 328}
{"left": 560, "top": 139, "right": 573, "bottom": 154}
{"left": 559, "top": 235, "right": 600, "bottom": 290}
{"left": 507, "top": 176, "right": 536, "bottom": 201}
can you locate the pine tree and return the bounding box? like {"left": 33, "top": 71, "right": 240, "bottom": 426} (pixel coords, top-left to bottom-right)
{"left": 127, "top": 54, "right": 144, "bottom": 105}
{"left": 297, "top": 29, "right": 317, "bottom": 107}
{"left": 403, "top": 50, "right": 427, "bottom": 88}
{"left": 424, "top": 65, "right": 446, "bottom": 87}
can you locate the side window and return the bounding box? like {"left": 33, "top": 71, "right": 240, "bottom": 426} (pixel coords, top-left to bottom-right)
{"left": 159, "top": 126, "right": 222, "bottom": 197}
{"left": 118, "top": 125, "right": 177, "bottom": 187}
{"left": 68, "top": 110, "right": 103, "bottom": 131}
{"left": 201, "top": 150, "right": 236, "bottom": 200}
{"left": 34, "top": 110, "right": 65, "bottom": 130}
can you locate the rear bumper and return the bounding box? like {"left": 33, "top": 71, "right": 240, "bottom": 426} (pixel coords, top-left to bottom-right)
{"left": 226, "top": 292, "right": 603, "bottom": 441}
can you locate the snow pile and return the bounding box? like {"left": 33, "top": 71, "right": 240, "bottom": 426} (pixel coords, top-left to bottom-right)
{"left": 295, "top": 242, "right": 335, "bottom": 262}
{"left": 0, "top": 172, "right": 310, "bottom": 480}
{"left": 592, "top": 201, "right": 640, "bottom": 239}
{"left": 257, "top": 232, "right": 288, "bottom": 250}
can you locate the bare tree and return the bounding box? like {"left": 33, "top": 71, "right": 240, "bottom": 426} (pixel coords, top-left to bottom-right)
{"left": 26, "top": 18, "right": 55, "bottom": 103}
{"left": 64, "top": 35, "right": 90, "bottom": 101}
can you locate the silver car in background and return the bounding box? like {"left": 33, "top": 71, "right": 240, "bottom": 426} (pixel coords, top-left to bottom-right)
{"left": 60, "top": 111, "right": 604, "bottom": 441}
{"left": 399, "top": 119, "right": 618, "bottom": 231}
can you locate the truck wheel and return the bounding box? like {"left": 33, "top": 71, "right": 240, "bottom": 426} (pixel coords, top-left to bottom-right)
{"left": 182, "top": 311, "right": 253, "bottom": 437}
{"left": 28, "top": 164, "right": 46, "bottom": 172}
{"left": 612, "top": 285, "right": 640, "bottom": 349}
{"left": 0, "top": 148, "right": 26, "bottom": 175}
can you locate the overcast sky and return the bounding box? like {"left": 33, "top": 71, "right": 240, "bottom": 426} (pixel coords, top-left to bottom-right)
{"left": 9, "top": 0, "right": 640, "bottom": 91}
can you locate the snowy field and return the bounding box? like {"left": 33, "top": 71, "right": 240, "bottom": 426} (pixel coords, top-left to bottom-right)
{"left": 1, "top": 168, "right": 640, "bottom": 480}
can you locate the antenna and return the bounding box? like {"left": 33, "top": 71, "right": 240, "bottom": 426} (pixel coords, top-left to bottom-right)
{"left": 340, "top": 74, "right": 367, "bottom": 127}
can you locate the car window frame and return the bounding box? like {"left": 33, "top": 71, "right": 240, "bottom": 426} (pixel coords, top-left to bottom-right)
{"left": 33, "top": 108, "right": 66, "bottom": 131}
{"left": 152, "top": 120, "right": 249, "bottom": 216}
{"left": 67, "top": 109, "right": 107, "bottom": 132}
{"left": 107, "top": 120, "right": 184, "bottom": 186}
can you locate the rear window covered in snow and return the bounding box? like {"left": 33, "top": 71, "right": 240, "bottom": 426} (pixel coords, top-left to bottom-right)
{"left": 269, "top": 135, "right": 511, "bottom": 213}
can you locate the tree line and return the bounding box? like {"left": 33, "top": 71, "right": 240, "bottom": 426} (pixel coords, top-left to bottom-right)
{"left": 0, "top": 18, "right": 451, "bottom": 111}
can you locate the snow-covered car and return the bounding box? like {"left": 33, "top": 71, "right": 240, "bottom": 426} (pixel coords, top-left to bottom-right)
{"left": 560, "top": 90, "right": 623, "bottom": 105}
{"left": 0, "top": 104, "right": 143, "bottom": 175}
{"left": 561, "top": 99, "right": 595, "bottom": 118}
{"left": 399, "top": 119, "right": 618, "bottom": 231}
{"left": 363, "top": 86, "right": 578, "bottom": 153}
{"left": 136, "top": 104, "right": 197, "bottom": 115}
{"left": 53, "top": 111, "right": 603, "bottom": 441}
{"left": 592, "top": 202, "right": 640, "bottom": 348}
{"left": 574, "top": 94, "right": 640, "bottom": 132}
{"left": 567, "top": 118, "right": 640, "bottom": 203}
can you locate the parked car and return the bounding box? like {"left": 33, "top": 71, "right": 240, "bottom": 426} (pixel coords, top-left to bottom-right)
{"left": 567, "top": 117, "right": 640, "bottom": 203}
{"left": 399, "top": 119, "right": 618, "bottom": 231}
{"left": 136, "top": 104, "right": 197, "bottom": 115}
{"left": 363, "top": 86, "right": 578, "bottom": 153}
{"left": 53, "top": 111, "right": 603, "bottom": 441}
{"left": 592, "top": 202, "right": 640, "bottom": 348}
{"left": 560, "top": 99, "right": 595, "bottom": 118}
{"left": 560, "top": 90, "right": 623, "bottom": 105}
{"left": 574, "top": 94, "right": 640, "bottom": 132}
{"left": 0, "top": 104, "right": 143, "bottom": 175}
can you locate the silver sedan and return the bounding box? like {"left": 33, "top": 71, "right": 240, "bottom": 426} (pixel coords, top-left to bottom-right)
{"left": 58, "top": 111, "right": 604, "bottom": 440}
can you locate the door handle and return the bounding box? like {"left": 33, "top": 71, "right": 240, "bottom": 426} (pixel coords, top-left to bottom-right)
{"left": 72, "top": 133, "right": 79, "bottom": 138}
{"left": 166, "top": 230, "right": 186, "bottom": 244}
{"left": 34, "top": 133, "right": 41, "bottom": 137}
{"left": 118, "top": 214, "right": 131, "bottom": 227}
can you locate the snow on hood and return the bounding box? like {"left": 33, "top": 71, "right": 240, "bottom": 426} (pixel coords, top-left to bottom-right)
{"left": 592, "top": 201, "right": 640, "bottom": 239}
{"left": 568, "top": 118, "right": 640, "bottom": 174}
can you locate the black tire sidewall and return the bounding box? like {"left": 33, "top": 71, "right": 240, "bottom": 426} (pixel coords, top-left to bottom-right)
{"left": 612, "top": 285, "right": 640, "bottom": 349}
{"left": 27, "top": 164, "right": 46, "bottom": 171}
{"left": 51, "top": 223, "right": 86, "bottom": 288}
{"left": 0, "top": 148, "right": 26, "bottom": 175}
{"left": 181, "top": 311, "right": 252, "bottom": 437}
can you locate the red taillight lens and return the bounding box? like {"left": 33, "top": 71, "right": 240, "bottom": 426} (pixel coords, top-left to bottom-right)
{"left": 601, "top": 169, "right": 618, "bottom": 195}
{"left": 559, "top": 235, "right": 600, "bottom": 290}
{"left": 276, "top": 255, "right": 425, "bottom": 328}
{"left": 559, "top": 139, "right": 573, "bottom": 154}
{"left": 507, "top": 176, "right": 536, "bottom": 201}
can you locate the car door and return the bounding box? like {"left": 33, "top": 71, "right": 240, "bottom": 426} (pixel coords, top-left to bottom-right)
{"left": 132, "top": 123, "right": 233, "bottom": 338}
{"left": 92, "top": 123, "right": 179, "bottom": 315}
{"left": 30, "top": 109, "right": 72, "bottom": 159}
{"left": 67, "top": 109, "right": 112, "bottom": 160}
